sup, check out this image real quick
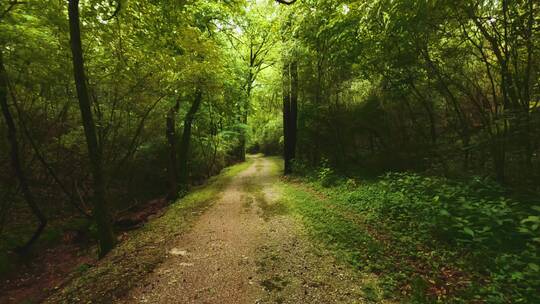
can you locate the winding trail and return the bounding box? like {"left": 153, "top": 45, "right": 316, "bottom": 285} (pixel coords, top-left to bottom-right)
{"left": 118, "top": 156, "right": 368, "bottom": 304}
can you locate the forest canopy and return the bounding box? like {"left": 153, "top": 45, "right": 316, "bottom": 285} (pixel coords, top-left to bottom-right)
{"left": 0, "top": 0, "right": 539, "bottom": 303}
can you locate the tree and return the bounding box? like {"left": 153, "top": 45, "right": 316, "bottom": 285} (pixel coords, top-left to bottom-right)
{"left": 166, "top": 100, "right": 180, "bottom": 199}
{"left": 68, "top": 0, "right": 115, "bottom": 257}
{"left": 178, "top": 87, "right": 203, "bottom": 188}
{"left": 222, "top": 2, "right": 279, "bottom": 161}
{"left": 0, "top": 0, "right": 247, "bottom": 261}
{"left": 0, "top": 0, "right": 48, "bottom": 255}
{"left": 282, "top": 61, "right": 298, "bottom": 174}
{"left": 0, "top": 49, "right": 47, "bottom": 255}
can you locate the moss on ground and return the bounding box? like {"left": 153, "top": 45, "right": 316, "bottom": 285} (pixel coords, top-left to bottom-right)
{"left": 44, "top": 160, "right": 252, "bottom": 304}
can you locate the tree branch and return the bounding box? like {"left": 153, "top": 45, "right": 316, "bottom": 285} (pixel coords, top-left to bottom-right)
{"left": 1, "top": 0, "right": 26, "bottom": 20}
{"left": 276, "top": 0, "right": 297, "bottom": 5}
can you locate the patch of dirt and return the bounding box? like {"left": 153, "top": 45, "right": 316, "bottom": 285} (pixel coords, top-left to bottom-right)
{"left": 117, "top": 157, "right": 267, "bottom": 304}
{"left": 115, "top": 198, "right": 168, "bottom": 230}
{"left": 118, "top": 156, "right": 373, "bottom": 303}
{"left": 44, "top": 162, "right": 249, "bottom": 304}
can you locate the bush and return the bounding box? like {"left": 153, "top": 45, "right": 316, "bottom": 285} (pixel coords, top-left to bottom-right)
{"left": 340, "top": 172, "right": 540, "bottom": 302}
{"left": 317, "top": 158, "right": 338, "bottom": 187}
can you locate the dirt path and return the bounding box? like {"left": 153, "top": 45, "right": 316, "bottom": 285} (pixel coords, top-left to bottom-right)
{"left": 118, "top": 156, "right": 368, "bottom": 304}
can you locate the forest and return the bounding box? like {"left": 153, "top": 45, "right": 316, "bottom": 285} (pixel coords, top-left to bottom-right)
{"left": 0, "top": 0, "right": 539, "bottom": 303}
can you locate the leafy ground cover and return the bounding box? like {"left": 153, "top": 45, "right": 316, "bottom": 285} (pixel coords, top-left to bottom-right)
{"left": 279, "top": 163, "right": 540, "bottom": 303}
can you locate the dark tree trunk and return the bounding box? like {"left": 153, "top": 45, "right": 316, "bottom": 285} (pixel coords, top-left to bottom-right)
{"left": 166, "top": 101, "right": 180, "bottom": 200}
{"left": 282, "top": 63, "right": 292, "bottom": 174}
{"left": 178, "top": 88, "right": 203, "bottom": 187}
{"left": 238, "top": 69, "right": 253, "bottom": 162}
{"left": 283, "top": 61, "right": 298, "bottom": 174}
{"left": 0, "top": 50, "right": 47, "bottom": 255}
{"left": 68, "top": 0, "right": 115, "bottom": 258}
{"left": 283, "top": 61, "right": 298, "bottom": 175}
{"left": 289, "top": 61, "right": 298, "bottom": 162}
{"left": 493, "top": 142, "right": 506, "bottom": 184}
{"left": 237, "top": 111, "right": 247, "bottom": 162}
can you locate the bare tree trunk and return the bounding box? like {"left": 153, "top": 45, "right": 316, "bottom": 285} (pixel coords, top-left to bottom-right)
{"left": 68, "top": 0, "right": 115, "bottom": 258}
{"left": 0, "top": 50, "right": 47, "bottom": 255}
{"left": 493, "top": 142, "right": 506, "bottom": 183}
{"left": 290, "top": 61, "right": 298, "bottom": 162}
{"left": 166, "top": 101, "right": 179, "bottom": 200}
{"left": 282, "top": 63, "right": 292, "bottom": 174}
{"left": 238, "top": 69, "right": 253, "bottom": 162}
{"left": 283, "top": 61, "right": 298, "bottom": 175}
{"left": 178, "top": 88, "right": 203, "bottom": 187}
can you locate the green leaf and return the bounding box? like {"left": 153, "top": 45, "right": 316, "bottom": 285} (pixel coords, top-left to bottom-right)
{"left": 439, "top": 209, "right": 450, "bottom": 216}
{"left": 521, "top": 216, "right": 540, "bottom": 224}
{"left": 463, "top": 227, "right": 475, "bottom": 237}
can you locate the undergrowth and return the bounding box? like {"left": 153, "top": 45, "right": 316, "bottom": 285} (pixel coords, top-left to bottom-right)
{"left": 44, "top": 160, "right": 252, "bottom": 303}
{"left": 279, "top": 160, "right": 540, "bottom": 303}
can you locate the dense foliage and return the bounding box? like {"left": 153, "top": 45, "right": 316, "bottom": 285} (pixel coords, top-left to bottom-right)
{"left": 0, "top": 0, "right": 250, "bottom": 265}
{"left": 284, "top": 165, "right": 540, "bottom": 302}
{"left": 1, "top": 0, "right": 538, "bottom": 303}
{"left": 256, "top": 0, "right": 540, "bottom": 188}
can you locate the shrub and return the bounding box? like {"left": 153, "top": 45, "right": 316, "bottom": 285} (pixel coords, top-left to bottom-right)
{"left": 341, "top": 172, "right": 540, "bottom": 302}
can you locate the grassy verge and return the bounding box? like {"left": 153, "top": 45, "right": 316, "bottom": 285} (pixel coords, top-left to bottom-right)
{"left": 45, "top": 160, "right": 252, "bottom": 304}
{"left": 277, "top": 179, "right": 390, "bottom": 303}
{"left": 276, "top": 161, "right": 539, "bottom": 303}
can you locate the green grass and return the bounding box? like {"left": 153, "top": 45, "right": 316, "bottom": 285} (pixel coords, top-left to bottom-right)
{"left": 275, "top": 163, "right": 540, "bottom": 303}
{"left": 276, "top": 180, "right": 389, "bottom": 298}
{"left": 44, "top": 159, "right": 253, "bottom": 304}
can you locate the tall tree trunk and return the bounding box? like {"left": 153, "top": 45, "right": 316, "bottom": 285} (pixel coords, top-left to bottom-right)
{"left": 493, "top": 142, "right": 506, "bottom": 184}
{"left": 178, "top": 88, "right": 203, "bottom": 187}
{"left": 68, "top": 0, "right": 115, "bottom": 258}
{"left": 166, "top": 101, "right": 179, "bottom": 200}
{"left": 238, "top": 69, "right": 254, "bottom": 162}
{"left": 283, "top": 63, "right": 292, "bottom": 174}
{"left": 0, "top": 50, "right": 47, "bottom": 255}
{"left": 237, "top": 111, "right": 247, "bottom": 162}
{"left": 289, "top": 61, "right": 298, "bottom": 161}
{"left": 283, "top": 61, "right": 298, "bottom": 175}
{"left": 523, "top": 0, "right": 534, "bottom": 172}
